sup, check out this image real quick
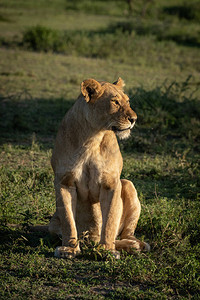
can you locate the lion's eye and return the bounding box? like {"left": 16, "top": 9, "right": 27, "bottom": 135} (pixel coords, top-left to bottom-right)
{"left": 112, "top": 99, "right": 120, "bottom": 106}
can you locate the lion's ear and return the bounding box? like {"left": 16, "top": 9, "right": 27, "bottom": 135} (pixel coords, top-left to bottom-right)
{"left": 81, "top": 79, "right": 102, "bottom": 103}
{"left": 113, "top": 77, "right": 125, "bottom": 91}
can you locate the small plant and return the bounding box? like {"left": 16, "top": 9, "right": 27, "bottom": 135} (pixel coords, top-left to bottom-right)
{"left": 22, "top": 25, "right": 62, "bottom": 52}
{"left": 20, "top": 209, "right": 35, "bottom": 232}
{"left": 78, "top": 231, "right": 114, "bottom": 261}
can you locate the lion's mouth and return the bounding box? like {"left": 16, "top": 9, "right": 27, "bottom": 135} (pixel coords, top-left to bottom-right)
{"left": 112, "top": 126, "right": 131, "bottom": 132}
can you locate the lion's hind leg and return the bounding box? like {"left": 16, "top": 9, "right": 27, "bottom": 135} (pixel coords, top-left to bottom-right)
{"left": 117, "top": 179, "right": 150, "bottom": 253}
{"left": 115, "top": 238, "right": 150, "bottom": 253}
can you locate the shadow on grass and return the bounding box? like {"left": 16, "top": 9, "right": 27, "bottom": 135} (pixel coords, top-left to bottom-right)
{"left": 163, "top": 3, "right": 200, "bottom": 22}
{"left": 1, "top": 78, "right": 199, "bottom": 155}
{"left": 0, "top": 93, "right": 74, "bottom": 147}
{"left": 0, "top": 225, "right": 60, "bottom": 257}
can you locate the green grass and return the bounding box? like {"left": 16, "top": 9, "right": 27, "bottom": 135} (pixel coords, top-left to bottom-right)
{"left": 0, "top": 0, "right": 200, "bottom": 299}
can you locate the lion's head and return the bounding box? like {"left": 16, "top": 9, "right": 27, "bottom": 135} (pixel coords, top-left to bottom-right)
{"left": 80, "top": 78, "right": 137, "bottom": 139}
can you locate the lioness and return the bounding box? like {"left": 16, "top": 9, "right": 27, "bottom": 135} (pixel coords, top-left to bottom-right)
{"left": 50, "top": 78, "right": 150, "bottom": 258}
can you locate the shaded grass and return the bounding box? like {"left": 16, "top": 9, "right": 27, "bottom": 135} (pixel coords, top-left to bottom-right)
{"left": 0, "top": 95, "right": 74, "bottom": 143}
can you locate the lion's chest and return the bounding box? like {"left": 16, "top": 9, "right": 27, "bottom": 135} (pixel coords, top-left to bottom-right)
{"left": 75, "top": 151, "right": 104, "bottom": 203}
{"left": 74, "top": 132, "right": 122, "bottom": 203}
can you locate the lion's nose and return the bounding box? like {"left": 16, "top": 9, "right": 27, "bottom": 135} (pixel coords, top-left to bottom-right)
{"left": 128, "top": 116, "right": 137, "bottom": 124}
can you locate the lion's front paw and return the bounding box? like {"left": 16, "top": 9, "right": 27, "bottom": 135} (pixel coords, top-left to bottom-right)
{"left": 54, "top": 246, "right": 81, "bottom": 259}
{"left": 101, "top": 243, "right": 120, "bottom": 259}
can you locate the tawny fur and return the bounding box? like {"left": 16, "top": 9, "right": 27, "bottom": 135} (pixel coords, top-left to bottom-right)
{"left": 49, "top": 78, "right": 150, "bottom": 258}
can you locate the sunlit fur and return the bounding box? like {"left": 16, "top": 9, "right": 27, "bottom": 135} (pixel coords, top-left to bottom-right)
{"left": 115, "top": 128, "right": 131, "bottom": 140}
